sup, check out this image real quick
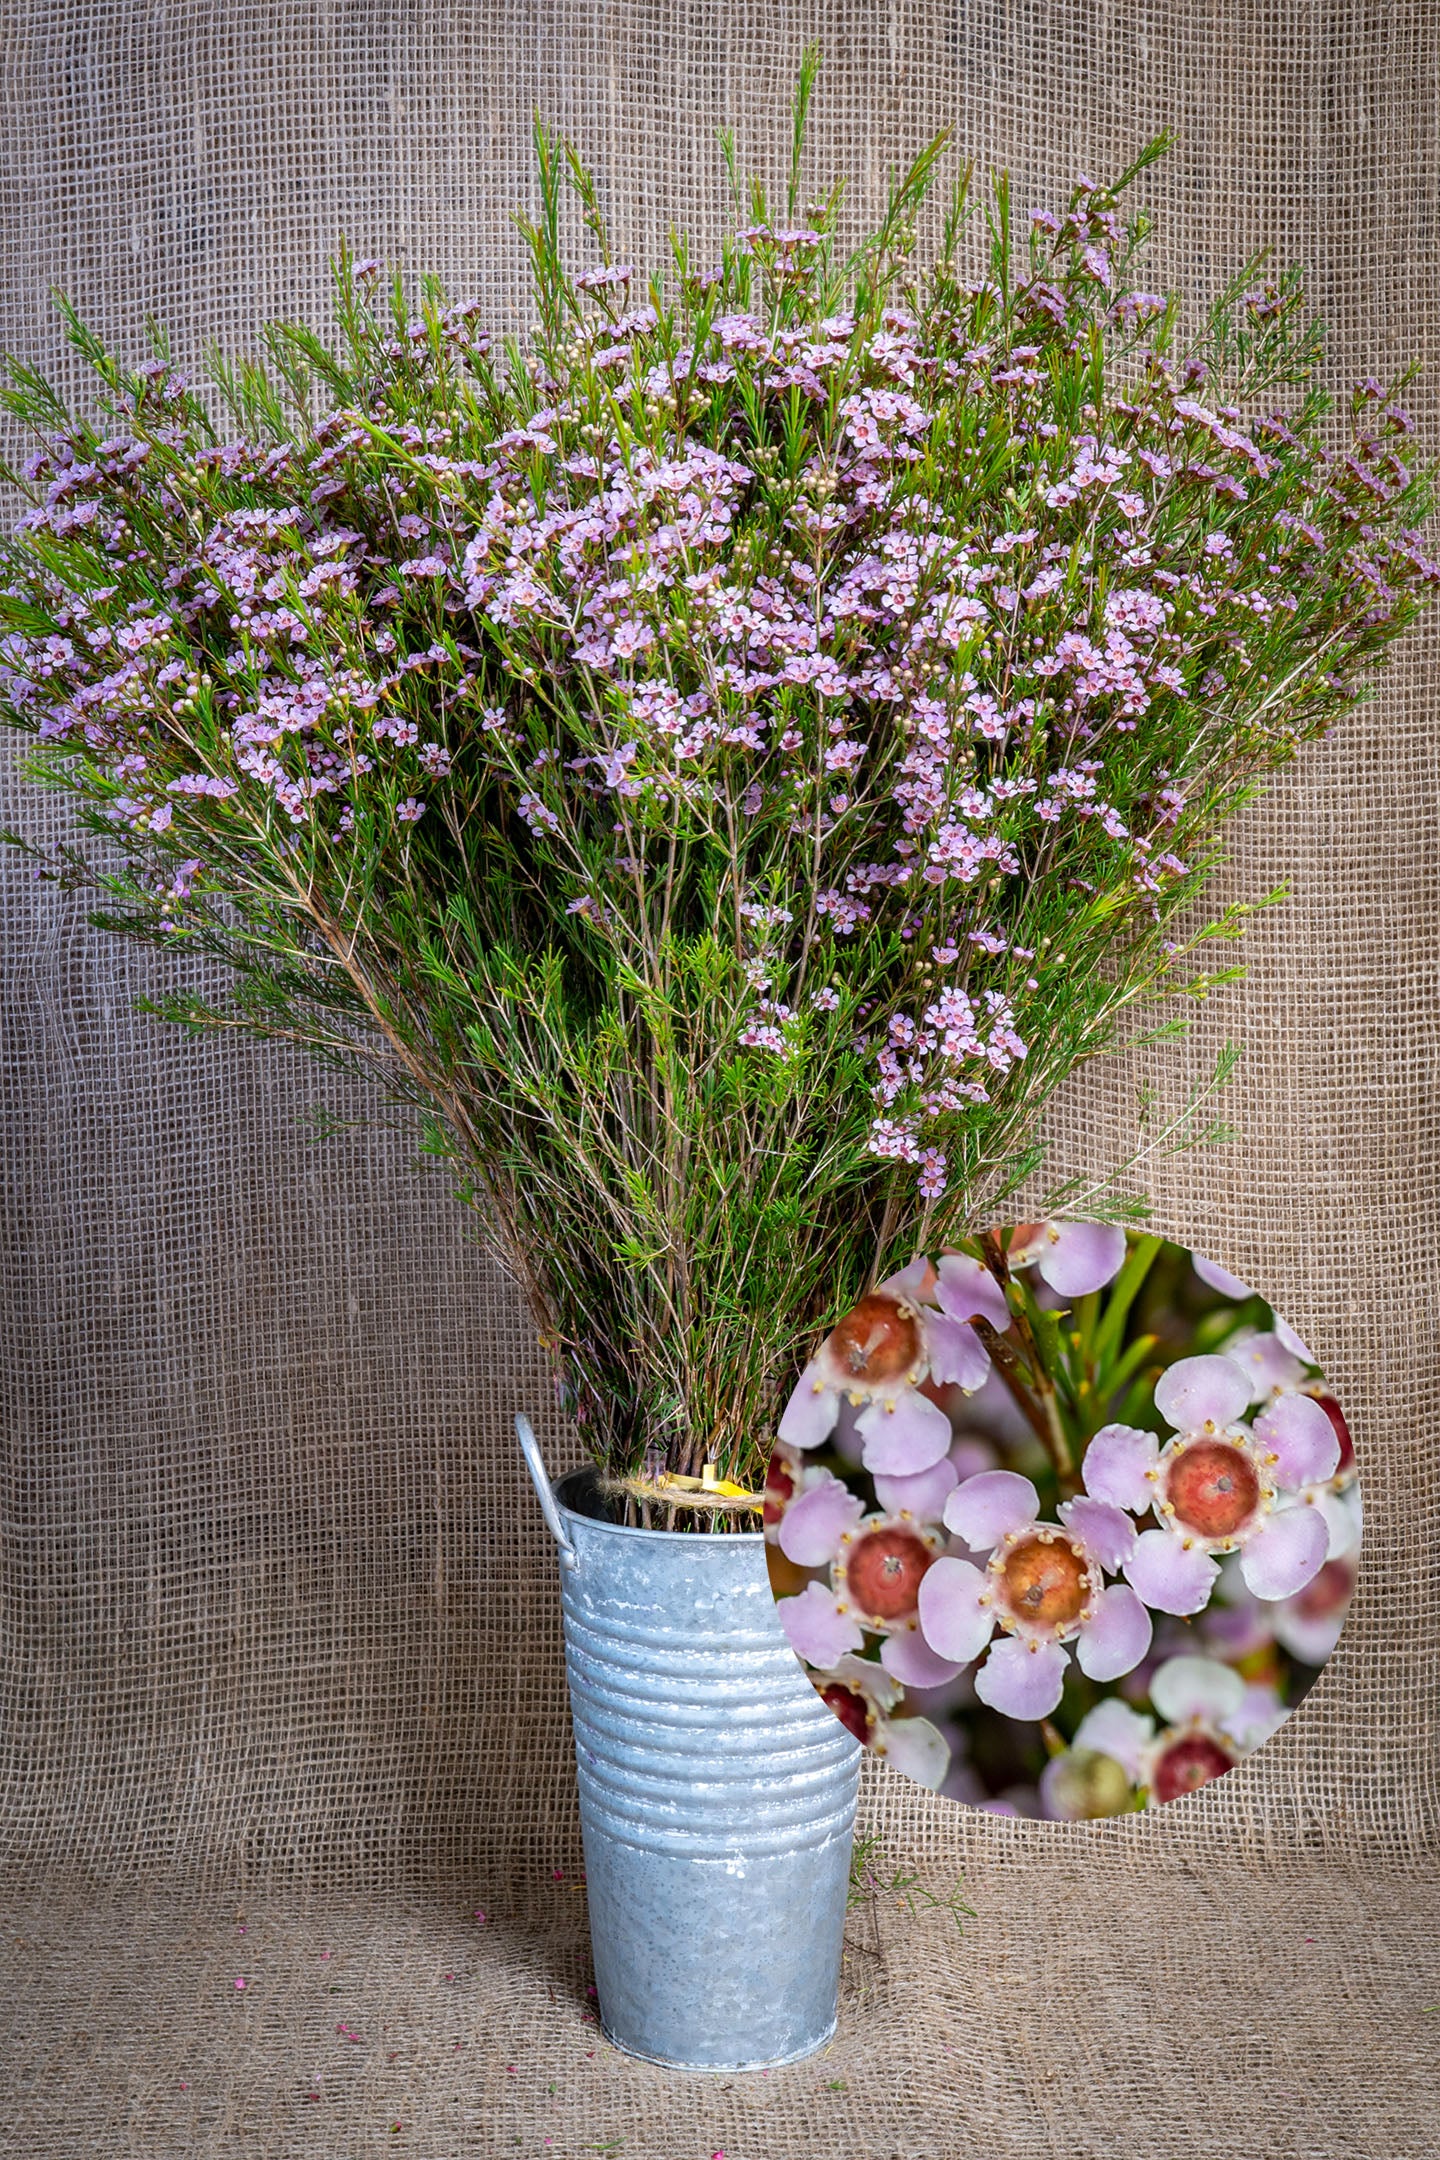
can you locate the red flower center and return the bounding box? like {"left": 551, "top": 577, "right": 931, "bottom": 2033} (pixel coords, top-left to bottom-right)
{"left": 818, "top": 1683, "right": 872, "bottom": 1745}
{"left": 827, "top": 1295, "right": 922, "bottom": 1386}
{"left": 1151, "top": 1731, "right": 1237, "bottom": 1803}
{"left": 1311, "top": 1392, "right": 1355, "bottom": 1477}
{"left": 1290, "top": 1556, "right": 1354, "bottom": 1623}
{"left": 841, "top": 1526, "right": 933, "bottom": 1622}
{"left": 997, "top": 1534, "right": 1089, "bottom": 1630}
{"left": 1166, "top": 1440, "right": 1261, "bottom": 1540}
{"left": 763, "top": 1455, "right": 795, "bottom": 1527}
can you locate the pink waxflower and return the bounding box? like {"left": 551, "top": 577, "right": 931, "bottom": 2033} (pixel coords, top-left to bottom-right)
{"left": 808, "top": 1654, "right": 950, "bottom": 1788}
{"left": 1141, "top": 1654, "right": 1286, "bottom": 1804}
{"left": 1190, "top": 1250, "right": 1256, "bottom": 1300}
{"left": 1083, "top": 1354, "right": 1336, "bottom": 1614}
{"left": 776, "top": 1502, "right": 945, "bottom": 1672}
{"left": 914, "top": 1470, "right": 1152, "bottom": 1720}
{"left": 776, "top": 1255, "right": 1008, "bottom": 1476}
{"left": 763, "top": 1442, "right": 849, "bottom": 1547}
{"left": 1007, "top": 1218, "right": 1127, "bottom": 1296}
{"left": 1270, "top": 1554, "right": 1358, "bottom": 1665}
{"left": 1222, "top": 1331, "right": 1362, "bottom": 1561}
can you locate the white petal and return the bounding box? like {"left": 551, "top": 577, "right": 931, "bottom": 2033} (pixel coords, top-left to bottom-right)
{"left": 875, "top": 1713, "right": 951, "bottom": 1790}
{"left": 1253, "top": 1392, "right": 1340, "bottom": 1490}
{"left": 1220, "top": 1683, "right": 1290, "bottom": 1753}
{"left": 1150, "top": 1653, "right": 1245, "bottom": 1726}
{"left": 824, "top": 1652, "right": 903, "bottom": 1716}
{"left": 877, "top": 1253, "right": 933, "bottom": 1302}
{"left": 1059, "top": 1495, "right": 1138, "bottom": 1571}
{"left": 1314, "top": 1486, "right": 1363, "bottom": 1561}
{"left": 923, "top": 1311, "right": 991, "bottom": 1392}
{"left": 1035, "top": 1219, "right": 1127, "bottom": 1297}
{"left": 1224, "top": 1331, "right": 1305, "bottom": 1404}
{"left": 1081, "top": 1423, "right": 1159, "bottom": 1513}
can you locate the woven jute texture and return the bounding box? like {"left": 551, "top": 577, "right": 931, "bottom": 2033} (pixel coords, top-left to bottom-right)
{"left": 1, "top": 5, "right": 1437, "bottom": 2155}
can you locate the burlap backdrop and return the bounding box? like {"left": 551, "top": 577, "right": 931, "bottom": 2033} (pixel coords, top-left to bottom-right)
{"left": 1, "top": 5, "right": 1435, "bottom": 2155}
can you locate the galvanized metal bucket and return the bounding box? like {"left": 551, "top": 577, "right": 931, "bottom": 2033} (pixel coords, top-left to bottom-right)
{"left": 517, "top": 1417, "right": 860, "bottom": 2071}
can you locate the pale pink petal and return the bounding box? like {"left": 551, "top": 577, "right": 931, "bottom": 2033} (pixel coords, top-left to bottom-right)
{"left": 1313, "top": 1487, "right": 1362, "bottom": 1561}
{"left": 875, "top": 1714, "right": 950, "bottom": 1789}
{"left": 1224, "top": 1331, "right": 1304, "bottom": 1403}
{"left": 1072, "top": 1698, "right": 1155, "bottom": 1780}
{"left": 879, "top": 1628, "right": 967, "bottom": 1688}
{"left": 1035, "top": 1219, "right": 1127, "bottom": 1297}
{"left": 777, "top": 1364, "right": 841, "bottom": 1449}
{"left": 1238, "top": 1505, "right": 1328, "bottom": 1601}
{"left": 949, "top": 1436, "right": 999, "bottom": 1480}
{"left": 1271, "top": 1596, "right": 1347, "bottom": 1666}
{"left": 942, "top": 1469, "right": 1040, "bottom": 1550}
{"left": 830, "top": 1394, "right": 865, "bottom": 1466}
{"left": 776, "top": 1582, "right": 863, "bottom": 1667}
{"left": 1220, "top": 1683, "right": 1289, "bottom": 1752}
{"left": 872, "top": 1456, "right": 959, "bottom": 1521}
{"left": 777, "top": 1472, "right": 867, "bottom": 1567}
{"left": 973, "top": 1636, "right": 1069, "bottom": 1721}
{"left": 1273, "top": 1312, "right": 1316, "bottom": 1365}
{"left": 1150, "top": 1653, "right": 1245, "bottom": 1727}
{"left": 1191, "top": 1252, "right": 1255, "bottom": 1300}
{"left": 934, "top": 1251, "right": 1011, "bottom": 1332}
{"left": 1058, "top": 1495, "right": 1138, "bottom": 1571}
{"left": 916, "top": 1556, "right": 996, "bottom": 1664}
{"left": 1154, "top": 1353, "right": 1251, "bottom": 1434}
{"left": 1075, "top": 1584, "right": 1152, "bottom": 1681}
{"left": 923, "top": 1311, "right": 991, "bottom": 1392}
{"left": 1123, "top": 1528, "right": 1220, "bottom": 1616}
{"left": 1253, "top": 1392, "right": 1340, "bottom": 1490}
{"left": 856, "top": 1388, "right": 952, "bottom": 1475}
{"left": 877, "top": 1253, "right": 932, "bottom": 1302}
{"left": 1081, "top": 1423, "right": 1159, "bottom": 1513}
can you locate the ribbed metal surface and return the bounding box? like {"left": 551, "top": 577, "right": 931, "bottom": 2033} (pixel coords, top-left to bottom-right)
{"left": 553, "top": 1470, "right": 860, "bottom": 2071}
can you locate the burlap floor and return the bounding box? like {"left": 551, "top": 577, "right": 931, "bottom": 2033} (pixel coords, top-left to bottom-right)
{"left": 2, "top": 5, "right": 1437, "bottom": 2155}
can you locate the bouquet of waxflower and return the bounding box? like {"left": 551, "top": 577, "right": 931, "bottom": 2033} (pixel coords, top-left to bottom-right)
{"left": 765, "top": 1223, "right": 1361, "bottom": 1807}
{"left": 0, "top": 71, "right": 1433, "bottom": 1513}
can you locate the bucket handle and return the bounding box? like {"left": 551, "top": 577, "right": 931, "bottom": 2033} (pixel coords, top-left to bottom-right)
{"left": 515, "top": 1413, "right": 580, "bottom": 1572}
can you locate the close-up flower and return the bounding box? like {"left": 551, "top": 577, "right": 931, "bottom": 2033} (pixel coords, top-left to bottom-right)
{"left": 806, "top": 1655, "right": 950, "bottom": 1788}
{"left": 1142, "top": 1655, "right": 1285, "bottom": 1803}
{"left": 776, "top": 1494, "right": 947, "bottom": 1671}
{"left": 777, "top": 1259, "right": 1009, "bottom": 1475}
{"left": 770, "top": 1233, "right": 1362, "bottom": 1811}
{"left": 1084, "top": 1355, "right": 1336, "bottom": 1612}
{"left": 915, "top": 1469, "right": 1152, "bottom": 1720}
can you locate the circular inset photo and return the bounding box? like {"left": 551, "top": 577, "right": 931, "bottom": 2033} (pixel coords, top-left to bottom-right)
{"left": 765, "top": 1226, "right": 1359, "bottom": 1816}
